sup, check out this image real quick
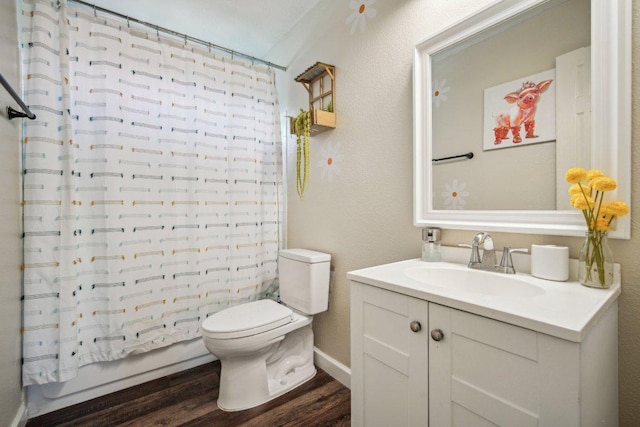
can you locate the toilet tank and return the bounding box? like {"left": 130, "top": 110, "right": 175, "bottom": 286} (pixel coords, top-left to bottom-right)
{"left": 278, "top": 249, "right": 331, "bottom": 315}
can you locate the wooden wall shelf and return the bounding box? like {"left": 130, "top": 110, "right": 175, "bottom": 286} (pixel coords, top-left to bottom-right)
{"left": 292, "top": 62, "right": 336, "bottom": 135}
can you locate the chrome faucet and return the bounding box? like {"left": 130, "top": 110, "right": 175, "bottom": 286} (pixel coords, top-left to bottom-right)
{"left": 461, "top": 232, "right": 528, "bottom": 274}
{"left": 469, "top": 232, "right": 497, "bottom": 270}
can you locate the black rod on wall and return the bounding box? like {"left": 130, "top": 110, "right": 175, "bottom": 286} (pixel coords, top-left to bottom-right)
{"left": 69, "top": 0, "right": 287, "bottom": 72}
{"left": 0, "top": 72, "right": 36, "bottom": 120}
{"left": 432, "top": 152, "right": 474, "bottom": 163}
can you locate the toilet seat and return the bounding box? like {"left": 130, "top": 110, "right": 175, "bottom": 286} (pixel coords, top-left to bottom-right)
{"left": 202, "top": 299, "right": 293, "bottom": 339}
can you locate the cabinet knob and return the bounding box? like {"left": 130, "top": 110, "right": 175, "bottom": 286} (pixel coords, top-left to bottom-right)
{"left": 430, "top": 329, "right": 444, "bottom": 341}
{"left": 409, "top": 321, "right": 422, "bottom": 332}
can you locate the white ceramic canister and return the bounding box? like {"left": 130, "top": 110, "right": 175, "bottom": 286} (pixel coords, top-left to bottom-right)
{"left": 531, "top": 244, "right": 570, "bottom": 282}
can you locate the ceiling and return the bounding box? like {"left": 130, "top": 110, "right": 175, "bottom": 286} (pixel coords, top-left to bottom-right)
{"left": 88, "top": 0, "right": 322, "bottom": 62}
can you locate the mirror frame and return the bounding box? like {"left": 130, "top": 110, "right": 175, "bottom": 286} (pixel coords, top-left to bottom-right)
{"left": 413, "top": 0, "right": 631, "bottom": 238}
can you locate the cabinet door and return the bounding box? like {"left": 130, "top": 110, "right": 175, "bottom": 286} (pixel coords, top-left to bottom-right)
{"left": 351, "top": 282, "right": 430, "bottom": 427}
{"left": 428, "top": 303, "right": 580, "bottom": 427}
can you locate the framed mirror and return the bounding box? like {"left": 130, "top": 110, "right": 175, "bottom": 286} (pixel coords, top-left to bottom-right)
{"left": 413, "top": 0, "right": 631, "bottom": 238}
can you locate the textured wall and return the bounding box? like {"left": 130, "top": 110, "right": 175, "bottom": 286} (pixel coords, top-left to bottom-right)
{"left": 270, "top": 0, "right": 640, "bottom": 425}
{"left": 0, "top": 0, "right": 26, "bottom": 425}
{"left": 271, "top": 0, "right": 494, "bottom": 368}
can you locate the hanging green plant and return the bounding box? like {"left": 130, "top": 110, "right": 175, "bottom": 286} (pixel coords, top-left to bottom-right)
{"left": 294, "top": 109, "right": 311, "bottom": 199}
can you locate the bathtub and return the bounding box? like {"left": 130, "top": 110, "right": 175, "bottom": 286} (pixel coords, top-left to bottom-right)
{"left": 26, "top": 337, "right": 214, "bottom": 416}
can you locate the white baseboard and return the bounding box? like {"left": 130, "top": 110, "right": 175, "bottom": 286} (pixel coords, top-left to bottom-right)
{"left": 314, "top": 347, "right": 351, "bottom": 389}
{"left": 10, "top": 400, "right": 28, "bottom": 427}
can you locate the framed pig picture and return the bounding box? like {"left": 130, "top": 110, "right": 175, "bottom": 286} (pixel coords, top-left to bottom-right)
{"left": 483, "top": 69, "right": 556, "bottom": 151}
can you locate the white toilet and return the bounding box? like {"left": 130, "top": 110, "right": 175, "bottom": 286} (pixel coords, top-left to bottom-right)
{"left": 201, "top": 248, "right": 331, "bottom": 411}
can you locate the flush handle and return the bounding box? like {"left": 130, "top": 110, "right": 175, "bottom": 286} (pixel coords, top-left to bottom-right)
{"left": 430, "top": 329, "right": 444, "bottom": 341}
{"left": 409, "top": 321, "right": 422, "bottom": 333}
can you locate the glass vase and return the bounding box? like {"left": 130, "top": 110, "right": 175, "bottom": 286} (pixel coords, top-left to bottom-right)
{"left": 578, "top": 231, "right": 614, "bottom": 289}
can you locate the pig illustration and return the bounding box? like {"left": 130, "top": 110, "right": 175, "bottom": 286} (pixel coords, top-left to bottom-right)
{"left": 493, "top": 79, "right": 553, "bottom": 144}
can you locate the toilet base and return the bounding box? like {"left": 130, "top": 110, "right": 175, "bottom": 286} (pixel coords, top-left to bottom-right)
{"left": 216, "top": 324, "right": 316, "bottom": 411}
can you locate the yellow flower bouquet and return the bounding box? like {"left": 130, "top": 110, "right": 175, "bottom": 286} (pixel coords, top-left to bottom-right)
{"left": 565, "top": 167, "right": 629, "bottom": 288}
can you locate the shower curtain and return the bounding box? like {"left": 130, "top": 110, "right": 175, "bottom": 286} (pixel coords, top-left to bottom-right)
{"left": 21, "top": 0, "right": 282, "bottom": 386}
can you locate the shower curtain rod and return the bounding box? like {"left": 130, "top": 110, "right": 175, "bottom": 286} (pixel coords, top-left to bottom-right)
{"left": 0, "top": 72, "right": 36, "bottom": 120}
{"left": 68, "top": 0, "right": 287, "bottom": 72}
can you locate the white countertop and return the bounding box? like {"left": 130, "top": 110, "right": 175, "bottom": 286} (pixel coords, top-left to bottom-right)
{"left": 347, "top": 258, "right": 620, "bottom": 342}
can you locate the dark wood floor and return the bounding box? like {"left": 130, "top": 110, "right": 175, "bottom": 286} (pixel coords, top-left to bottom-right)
{"left": 26, "top": 361, "right": 351, "bottom": 427}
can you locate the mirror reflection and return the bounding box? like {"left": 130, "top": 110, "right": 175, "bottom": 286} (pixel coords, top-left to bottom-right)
{"left": 430, "top": 0, "right": 590, "bottom": 211}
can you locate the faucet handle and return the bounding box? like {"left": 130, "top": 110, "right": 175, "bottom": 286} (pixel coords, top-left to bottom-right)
{"left": 499, "top": 247, "right": 529, "bottom": 274}
{"left": 505, "top": 247, "right": 528, "bottom": 256}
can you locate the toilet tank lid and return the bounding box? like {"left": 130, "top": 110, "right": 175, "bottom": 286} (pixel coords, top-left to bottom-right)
{"left": 279, "top": 248, "right": 331, "bottom": 263}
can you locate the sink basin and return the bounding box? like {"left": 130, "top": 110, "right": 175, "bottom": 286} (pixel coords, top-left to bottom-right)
{"left": 405, "top": 266, "right": 545, "bottom": 297}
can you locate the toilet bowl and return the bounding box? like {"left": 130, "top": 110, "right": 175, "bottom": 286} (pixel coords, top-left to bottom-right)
{"left": 201, "top": 249, "right": 331, "bottom": 411}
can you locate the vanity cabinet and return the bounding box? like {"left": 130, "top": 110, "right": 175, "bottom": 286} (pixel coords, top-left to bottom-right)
{"left": 350, "top": 281, "right": 618, "bottom": 427}
{"left": 350, "top": 282, "right": 430, "bottom": 426}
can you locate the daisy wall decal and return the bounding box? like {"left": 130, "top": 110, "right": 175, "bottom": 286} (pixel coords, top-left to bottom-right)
{"left": 316, "top": 140, "right": 344, "bottom": 182}
{"left": 431, "top": 79, "right": 450, "bottom": 108}
{"left": 346, "top": 0, "right": 377, "bottom": 34}
{"left": 442, "top": 179, "right": 469, "bottom": 210}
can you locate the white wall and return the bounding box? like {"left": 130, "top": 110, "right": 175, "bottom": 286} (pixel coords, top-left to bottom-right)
{"left": 0, "top": 0, "right": 27, "bottom": 425}
{"left": 268, "top": 1, "right": 640, "bottom": 426}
